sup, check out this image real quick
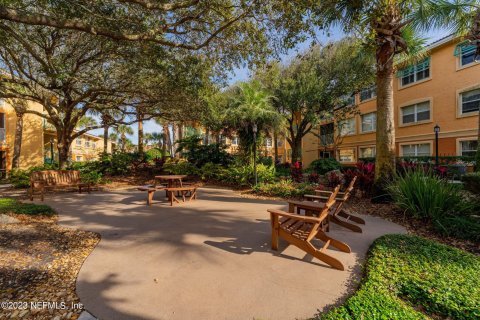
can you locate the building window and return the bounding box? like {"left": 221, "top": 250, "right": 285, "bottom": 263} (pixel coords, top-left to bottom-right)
{"left": 319, "top": 151, "right": 331, "bottom": 159}
{"left": 0, "top": 113, "right": 5, "bottom": 143}
{"left": 76, "top": 138, "right": 82, "bottom": 146}
{"left": 401, "top": 143, "right": 431, "bottom": 157}
{"left": 338, "top": 149, "right": 356, "bottom": 163}
{"left": 338, "top": 118, "right": 355, "bottom": 136}
{"left": 219, "top": 135, "right": 227, "bottom": 145}
{"left": 359, "top": 146, "right": 376, "bottom": 158}
{"left": 360, "top": 87, "right": 376, "bottom": 102}
{"left": 361, "top": 112, "right": 376, "bottom": 132}
{"left": 401, "top": 101, "right": 431, "bottom": 124}
{"left": 85, "top": 139, "right": 90, "bottom": 148}
{"left": 92, "top": 142, "right": 96, "bottom": 149}
{"left": 341, "top": 94, "right": 355, "bottom": 106}
{"left": 76, "top": 156, "right": 82, "bottom": 162}
{"left": 460, "top": 140, "right": 478, "bottom": 157}
{"left": 459, "top": 45, "right": 477, "bottom": 67}
{"left": 265, "top": 137, "right": 273, "bottom": 148}
{"left": 231, "top": 136, "right": 239, "bottom": 146}
{"left": 460, "top": 88, "right": 480, "bottom": 115}
{"left": 399, "top": 58, "right": 430, "bottom": 86}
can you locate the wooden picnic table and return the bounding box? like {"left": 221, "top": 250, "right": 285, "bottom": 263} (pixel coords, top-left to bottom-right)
{"left": 154, "top": 175, "right": 187, "bottom": 188}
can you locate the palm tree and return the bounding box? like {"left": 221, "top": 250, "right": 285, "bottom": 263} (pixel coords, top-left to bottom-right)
{"left": 227, "top": 81, "right": 281, "bottom": 164}
{"left": 111, "top": 125, "right": 134, "bottom": 152}
{"left": 155, "top": 118, "right": 172, "bottom": 159}
{"left": 318, "top": 0, "right": 478, "bottom": 187}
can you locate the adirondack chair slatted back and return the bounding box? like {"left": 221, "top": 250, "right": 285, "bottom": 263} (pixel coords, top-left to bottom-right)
{"left": 341, "top": 176, "right": 357, "bottom": 201}
{"left": 30, "top": 170, "right": 81, "bottom": 186}
{"left": 318, "top": 185, "right": 340, "bottom": 221}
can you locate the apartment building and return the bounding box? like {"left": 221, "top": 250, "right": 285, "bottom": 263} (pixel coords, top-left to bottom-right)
{"left": 0, "top": 99, "right": 114, "bottom": 176}
{"left": 301, "top": 35, "right": 479, "bottom": 167}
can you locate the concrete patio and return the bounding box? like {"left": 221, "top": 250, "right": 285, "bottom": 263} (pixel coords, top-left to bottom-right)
{"left": 43, "top": 187, "right": 406, "bottom": 320}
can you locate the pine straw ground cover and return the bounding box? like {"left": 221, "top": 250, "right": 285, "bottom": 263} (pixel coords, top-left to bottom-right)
{"left": 0, "top": 199, "right": 99, "bottom": 319}
{"left": 318, "top": 234, "right": 480, "bottom": 320}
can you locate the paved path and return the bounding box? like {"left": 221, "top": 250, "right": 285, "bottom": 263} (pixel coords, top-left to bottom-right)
{"left": 43, "top": 188, "right": 406, "bottom": 320}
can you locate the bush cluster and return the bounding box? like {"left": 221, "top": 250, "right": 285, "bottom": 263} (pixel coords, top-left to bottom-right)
{"left": 320, "top": 234, "right": 480, "bottom": 320}
{"left": 462, "top": 172, "right": 480, "bottom": 194}
{"left": 252, "top": 179, "right": 315, "bottom": 198}
{"left": 0, "top": 198, "right": 55, "bottom": 216}
{"left": 309, "top": 158, "right": 341, "bottom": 174}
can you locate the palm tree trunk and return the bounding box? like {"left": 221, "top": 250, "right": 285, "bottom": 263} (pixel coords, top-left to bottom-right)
{"left": 374, "top": 55, "right": 396, "bottom": 187}
{"left": 12, "top": 111, "right": 24, "bottom": 169}
{"left": 103, "top": 125, "right": 109, "bottom": 153}
{"left": 137, "top": 112, "right": 144, "bottom": 155}
{"left": 273, "top": 131, "right": 279, "bottom": 163}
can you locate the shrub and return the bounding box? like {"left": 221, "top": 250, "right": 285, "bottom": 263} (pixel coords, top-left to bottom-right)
{"left": 258, "top": 156, "right": 273, "bottom": 167}
{"left": 98, "top": 152, "right": 140, "bottom": 176}
{"left": 0, "top": 198, "right": 55, "bottom": 216}
{"left": 320, "top": 234, "right": 480, "bottom": 320}
{"left": 222, "top": 164, "right": 275, "bottom": 186}
{"left": 433, "top": 214, "right": 480, "bottom": 242}
{"left": 177, "top": 135, "right": 233, "bottom": 167}
{"left": 145, "top": 148, "right": 165, "bottom": 162}
{"left": 162, "top": 159, "right": 199, "bottom": 176}
{"left": 80, "top": 170, "right": 103, "bottom": 185}
{"left": 9, "top": 169, "right": 31, "bottom": 188}
{"left": 290, "top": 161, "right": 303, "bottom": 182}
{"left": 307, "top": 172, "right": 320, "bottom": 184}
{"left": 326, "top": 170, "right": 342, "bottom": 187}
{"left": 343, "top": 162, "right": 375, "bottom": 195}
{"left": 253, "top": 179, "right": 315, "bottom": 198}
{"left": 309, "top": 158, "right": 341, "bottom": 174}
{"left": 199, "top": 162, "right": 227, "bottom": 181}
{"left": 275, "top": 163, "right": 291, "bottom": 177}
{"left": 462, "top": 172, "right": 480, "bottom": 194}
{"left": 388, "top": 169, "right": 473, "bottom": 220}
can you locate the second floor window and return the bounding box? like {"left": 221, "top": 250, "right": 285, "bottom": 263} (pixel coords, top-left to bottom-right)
{"left": 361, "top": 112, "right": 376, "bottom": 132}
{"left": 460, "top": 88, "right": 480, "bottom": 115}
{"left": 460, "top": 45, "right": 477, "bottom": 67}
{"left": 399, "top": 58, "right": 430, "bottom": 86}
{"left": 85, "top": 140, "right": 90, "bottom": 148}
{"left": 401, "top": 101, "right": 431, "bottom": 124}
{"left": 231, "top": 136, "right": 239, "bottom": 146}
{"left": 76, "top": 138, "right": 82, "bottom": 146}
{"left": 338, "top": 118, "right": 355, "bottom": 136}
{"left": 360, "top": 87, "right": 376, "bottom": 102}
{"left": 92, "top": 142, "right": 96, "bottom": 149}
{"left": 265, "top": 138, "right": 272, "bottom": 148}
{"left": 0, "top": 113, "right": 5, "bottom": 142}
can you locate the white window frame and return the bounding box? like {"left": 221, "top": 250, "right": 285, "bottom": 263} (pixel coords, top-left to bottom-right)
{"left": 456, "top": 137, "right": 478, "bottom": 157}
{"left": 458, "top": 87, "right": 480, "bottom": 116}
{"left": 265, "top": 137, "right": 273, "bottom": 148}
{"left": 231, "top": 136, "right": 239, "bottom": 146}
{"left": 399, "top": 58, "right": 431, "bottom": 88}
{"left": 399, "top": 99, "right": 432, "bottom": 126}
{"left": 399, "top": 142, "right": 432, "bottom": 157}
{"left": 337, "top": 148, "right": 356, "bottom": 163}
{"left": 359, "top": 87, "right": 376, "bottom": 102}
{"left": 338, "top": 117, "right": 356, "bottom": 136}
{"left": 457, "top": 44, "right": 478, "bottom": 69}
{"left": 360, "top": 112, "right": 376, "bottom": 133}
{"left": 359, "top": 146, "right": 376, "bottom": 159}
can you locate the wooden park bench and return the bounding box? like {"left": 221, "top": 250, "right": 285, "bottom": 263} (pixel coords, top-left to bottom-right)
{"left": 137, "top": 185, "right": 166, "bottom": 206}
{"left": 267, "top": 186, "right": 350, "bottom": 270}
{"left": 30, "top": 170, "right": 91, "bottom": 201}
{"left": 304, "top": 176, "right": 365, "bottom": 233}
{"left": 165, "top": 186, "right": 198, "bottom": 206}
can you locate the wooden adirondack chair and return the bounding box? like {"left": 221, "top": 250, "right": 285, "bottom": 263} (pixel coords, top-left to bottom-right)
{"left": 304, "top": 176, "right": 365, "bottom": 233}
{"left": 268, "top": 186, "right": 351, "bottom": 271}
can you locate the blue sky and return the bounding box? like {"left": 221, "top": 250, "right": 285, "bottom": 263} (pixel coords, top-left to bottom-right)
{"left": 92, "top": 27, "right": 450, "bottom": 143}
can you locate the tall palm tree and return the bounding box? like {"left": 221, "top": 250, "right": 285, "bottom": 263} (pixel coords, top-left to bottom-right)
{"left": 318, "top": 0, "right": 478, "bottom": 187}
{"left": 227, "top": 81, "right": 281, "bottom": 164}
{"left": 111, "top": 125, "right": 134, "bottom": 152}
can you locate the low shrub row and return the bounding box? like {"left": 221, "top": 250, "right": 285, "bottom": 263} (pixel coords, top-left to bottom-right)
{"left": 0, "top": 198, "right": 55, "bottom": 216}
{"left": 320, "top": 234, "right": 480, "bottom": 320}
{"left": 252, "top": 179, "right": 315, "bottom": 198}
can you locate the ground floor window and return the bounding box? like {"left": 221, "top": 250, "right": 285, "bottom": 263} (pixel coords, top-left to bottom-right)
{"left": 460, "top": 140, "right": 478, "bottom": 157}
{"left": 359, "top": 146, "right": 376, "bottom": 158}
{"left": 401, "top": 143, "right": 431, "bottom": 157}
{"left": 76, "top": 156, "right": 83, "bottom": 162}
{"left": 319, "top": 150, "right": 331, "bottom": 159}
{"left": 338, "top": 148, "right": 356, "bottom": 163}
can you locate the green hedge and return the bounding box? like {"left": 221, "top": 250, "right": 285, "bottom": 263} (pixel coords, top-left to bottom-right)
{"left": 462, "top": 172, "right": 480, "bottom": 194}
{"left": 319, "top": 235, "right": 480, "bottom": 320}
{"left": 0, "top": 198, "right": 55, "bottom": 216}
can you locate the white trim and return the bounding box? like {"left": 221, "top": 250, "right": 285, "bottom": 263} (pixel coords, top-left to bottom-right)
{"left": 456, "top": 136, "right": 478, "bottom": 156}
{"left": 398, "top": 97, "right": 433, "bottom": 127}
{"left": 358, "top": 145, "right": 376, "bottom": 158}
{"left": 360, "top": 112, "right": 377, "bottom": 133}
{"left": 399, "top": 140, "right": 433, "bottom": 157}
{"left": 456, "top": 84, "right": 480, "bottom": 118}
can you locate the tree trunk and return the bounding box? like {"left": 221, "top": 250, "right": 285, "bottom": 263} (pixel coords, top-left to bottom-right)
{"left": 162, "top": 123, "right": 171, "bottom": 159}
{"left": 475, "top": 110, "right": 480, "bottom": 172}
{"left": 273, "top": 130, "right": 279, "bottom": 163}
{"left": 12, "top": 111, "right": 24, "bottom": 169}
{"left": 103, "top": 125, "right": 109, "bottom": 153}
{"left": 288, "top": 135, "right": 302, "bottom": 163}
{"left": 57, "top": 133, "right": 71, "bottom": 169}
{"left": 204, "top": 128, "right": 210, "bottom": 144}
{"left": 171, "top": 123, "right": 177, "bottom": 157}
{"left": 137, "top": 112, "right": 144, "bottom": 155}
{"left": 374, "top": 53, "right": 396, "bottom": 187}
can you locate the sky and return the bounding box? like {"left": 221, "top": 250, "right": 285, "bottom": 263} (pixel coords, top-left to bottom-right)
{"left": 92, "top": 26, "right": 451, "bottom": 143}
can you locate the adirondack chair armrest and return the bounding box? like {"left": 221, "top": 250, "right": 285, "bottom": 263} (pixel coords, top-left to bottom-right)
{"left": 315, "top": 190, "right": 346, "bottom": 196}
{"left": 304, "top": 194, "right": 328, "bottom": 200}
{"left": 267, "top": 209, "right": 322, "bottom": 224}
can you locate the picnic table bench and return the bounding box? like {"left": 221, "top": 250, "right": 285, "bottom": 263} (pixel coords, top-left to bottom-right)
{"left": 30, "top": 170, "right": 91, "bottom": 201}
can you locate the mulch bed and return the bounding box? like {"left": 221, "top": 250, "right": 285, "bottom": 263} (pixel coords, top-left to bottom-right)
{"left": 0, "top": 213, "right": 99, "bottom": 319}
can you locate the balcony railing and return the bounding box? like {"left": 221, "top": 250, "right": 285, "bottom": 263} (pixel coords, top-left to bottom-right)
{"left": 319, "top": 134, "right": 334, "bottom": 146}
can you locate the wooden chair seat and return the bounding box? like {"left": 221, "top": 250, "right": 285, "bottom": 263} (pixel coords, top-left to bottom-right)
{"left": 268, "top": 186, "right": 351, "bottom": 270}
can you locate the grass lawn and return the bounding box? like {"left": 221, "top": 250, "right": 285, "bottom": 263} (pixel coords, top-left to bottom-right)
{"left": 0, "top": 198, "right": 56, "bottom": 216}
{"left": 319, "top": 234, "right": 480, "bottom": 320}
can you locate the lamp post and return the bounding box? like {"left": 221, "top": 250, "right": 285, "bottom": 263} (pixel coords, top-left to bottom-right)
{"left": 252, "top": 123, "right": 258, "bottom": 186}
{"left": 50, "top": 138, "right": 54, "bottom": 164}
{"left": 434, "top": 124, "right": 440, "bottom": 167}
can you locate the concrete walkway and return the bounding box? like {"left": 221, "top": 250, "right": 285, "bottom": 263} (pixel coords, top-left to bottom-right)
{"left": 43, "top": 188, "right": 405, "bottom": 320}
